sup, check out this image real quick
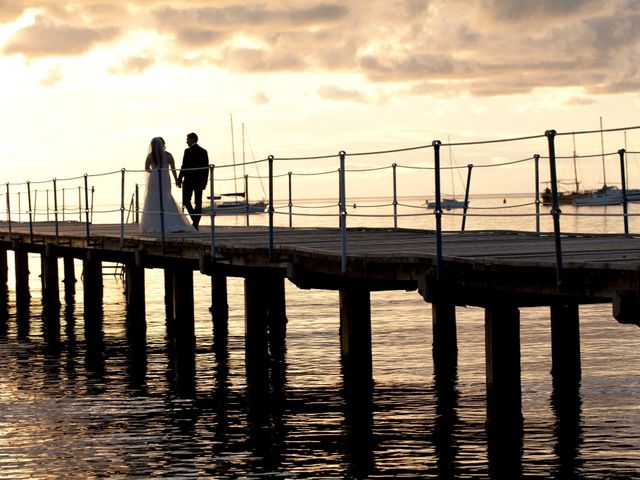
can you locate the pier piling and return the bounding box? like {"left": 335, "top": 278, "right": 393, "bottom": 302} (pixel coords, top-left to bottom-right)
{"left": 82, "top": 256, "right": 103, "bottom": 340}
{"left": 244, "top": 273, "right": 270, "bottom": 379}
{"left": 432, "top": 302, "right": 458, "bottom": 379}
{"left": 63, "top": 256, "right": 76, "bottom": 299}
{"left": 267, "top": 274, "right": 287, "bottom": 360}
{"left": 42, "top": 246, "right": 61, "bottom": 310}
{"left": 211, "top": 272, "right": 229, "bottom": 349}
{"left": 485, "top": 303, "right": 523, "bottom": 430}
{"left": 14, "top": 249, "right": 30, "bottom": 309}
{"left": 550, "top": 303, "right": 581, "bottom": 387}
{"left": 339, "top": 288, "right": 373, "bottom": 386}
{"left": 125, "top": 262, "right": 146, "bottom": 347}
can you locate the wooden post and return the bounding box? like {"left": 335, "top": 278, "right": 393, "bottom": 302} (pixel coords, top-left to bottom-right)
{"left": 63, "top": 256, "right": 76, "bottom": 299}
{"left": 164, "top": 268, "right": 175, "bottom": 347}
{"left": 550, "top": 303, "right": 581, "bottom": 387}
{"left": 42, "top": 247, "right": 61, "bottom": 310}
{"left": 125, "top": 262, "right": 146, "bottom": 348}
{"left": 82, "top": 256, "right": 103, "bottom": 340}
{"left": 432, "top": 302, "right": 457, "bottom": 380}
{"left": 339, "top": 288, "right": 372, "bottom": 386}
{"left": 211, "top": 272, "right": 229, "bottom": 350}
{"left": 0, "top": 244, "right": 8, "bottom": 304}
{"left": 171, "top": 266, "right": 196, "bottom": 395}
{"left": 0, "top": 245, "right": 8, "bottom": 335}
{"left": 15, "top": 249, "right": 30, "bottom": 309}
{"left": 267, "top": 274, "right": 287, "bottom": 361}
{"left": 485, "top": 303, "right": 522, "bottom": 430}
{"left": 172, "top": 267, "right": 195, "bottom": 354}
{"left": 244, "top": 274, "right": 269, "bottom": 372}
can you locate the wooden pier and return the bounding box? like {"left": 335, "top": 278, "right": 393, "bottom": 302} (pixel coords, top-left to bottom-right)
{"left": 1, "top": 220, "right": 639, "bottom": 432}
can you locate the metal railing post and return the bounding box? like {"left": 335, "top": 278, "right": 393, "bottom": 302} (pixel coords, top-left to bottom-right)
{"left": 268, "top": 155, "right": 274, "bottom": 262}
{"left": 392, "top": 163, "right": 398, "bottom": 229}
{"left": 78, "top": 186, "right": 82, "bottom": 222}
{"left": 62, "top": 188, "right": 65, "bottom": 222}
{"left": 619, "top": 149, "right": 629, "bottom": 234}
{"left": 27, "top": 181, "right": 33, "bottom": 243}
{"left": 209, "top": 164, "right": 216, "bottom": 259}
{"left": 534, "top": 154, "right": 541, "bottom": 233}
{"left": 461, "top": 164, "right": 473, "bottom": 232}
{"left": 53, "top": 178, "right": 59, "bottom": 240}
{"left": 546, "top": 130, "right": 563, "bottom": 285}
{"left": 339, "top": 151, "right": 348, "bottom": 273}
{"left": 46, "top": 189, "right": 50, "bottom": 222}
{"left": 288, "top": 171, "right": 293, "bottom": 228}
{"left": 433, "top": 140, "right": 443, "bottom": 281}
{"left": 6, "top": 183, "right": 12, "bottom": 241}
{"left": 83, "top": 174, "right": 91, "bottom": 244}
{"left": 120, "top": 169, "right": 126, "bottom": 248}
{"left": 135, "top": 184, "right": 139, "bottom": 224}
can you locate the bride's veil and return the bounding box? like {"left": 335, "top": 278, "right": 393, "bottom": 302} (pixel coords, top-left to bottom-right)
{"left": 149, "top": 137, "right": 167, "bottom": 169}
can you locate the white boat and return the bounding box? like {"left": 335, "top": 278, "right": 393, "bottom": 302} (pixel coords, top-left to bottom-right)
{"left": 206, "top": 192, "right": 267, "bottom": 215}
{"left": 205, "top": 116, "right": 268, "bottom": 215}
{"left": 426, "top": 198, "right": 467, "bottom": 210}
{"left": 425, "top": 136, "right": 468, "bottom": 210}
{"left": 572, "top": 185, "right": 640, "bottom": 206}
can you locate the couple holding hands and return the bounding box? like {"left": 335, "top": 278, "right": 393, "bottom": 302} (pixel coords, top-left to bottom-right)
{"left": 140, "top": 132, "right": 209, "bottom": 233}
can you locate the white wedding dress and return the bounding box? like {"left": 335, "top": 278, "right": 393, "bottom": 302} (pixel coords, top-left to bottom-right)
{"left": 140, "top": 158, "right": 195, "bottom": 233}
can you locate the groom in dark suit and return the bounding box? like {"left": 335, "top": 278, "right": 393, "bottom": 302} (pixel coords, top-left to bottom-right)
{"left": 177, "top": 132, "right": 209, "bottom": 230}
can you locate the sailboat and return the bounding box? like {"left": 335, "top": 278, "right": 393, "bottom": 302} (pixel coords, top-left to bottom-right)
{"left": 206, "top": 116, "right": 267, "bottom": 215}
{"left": 542, "top": 118, "right": 640, "bottom": 206}
{"left": 571, "top": 118, "right": 640, "bottom": 206}
{"left": 426, "top": 137, "right": 468, "bottom": 210}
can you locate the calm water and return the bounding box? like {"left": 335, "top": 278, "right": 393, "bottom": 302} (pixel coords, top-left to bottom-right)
{"left": 1, "top": 197, "right": 640, "bottom": 478}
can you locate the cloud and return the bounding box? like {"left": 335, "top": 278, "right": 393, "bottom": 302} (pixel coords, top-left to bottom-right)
{"left": 565, "top": 96, "right": 595, "bottom": 106}
{"left": 2, "top": 0, "right": 640, "bottom": 98}
{"left": 153, "top": 3, "right": 349, "bottom": 30}
{"left": 220, "top": 47, "right": 307, "bottom": 72}
{"left": 38, "top": 65, "right": 62, "bottom": 86}
{"left": 479, "top": 0, "right": 601, "bottom": 23}
{"left": 0, "top": 0, "right": 25, "bottom": 22}
{"left": 108, "top": 55, "right": 155, "bottom": 75}
{"left": 317, "top": 85, "right": 370, "bottom": 103}
{"left": 252, "top": 90, "right": 270, "bottom": 105}
{"left": 4, "top": 16, "right": 119, "bottom": 57}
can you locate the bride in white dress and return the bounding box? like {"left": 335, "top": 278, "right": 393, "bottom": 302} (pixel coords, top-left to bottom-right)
{"left": 140, "top": 137, "right": 195, "bottom": 233}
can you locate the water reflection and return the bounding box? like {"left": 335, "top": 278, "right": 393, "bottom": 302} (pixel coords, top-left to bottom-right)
{"left": 433, "top": 374, "right": 460, "bottom": 478}
{"left": 84, "top": 306, "right": 106, "bottom": 394}
{"left": 550, "top": 382, "right": 583, "bottom": 479}
{"left": 486, "top": 422, "right": 523, "bottom": 479}
{"left": 342, "top": 374, "right": 375, "bottom": 478}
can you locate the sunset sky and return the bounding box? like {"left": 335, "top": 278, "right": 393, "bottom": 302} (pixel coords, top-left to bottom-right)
{"left": 1, "top": 0, "right": 640, "bottom": 199}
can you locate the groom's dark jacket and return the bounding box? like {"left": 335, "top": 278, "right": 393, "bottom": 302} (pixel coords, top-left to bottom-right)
{"left": 179, "top": 143, "right": 209, "bottom": 190}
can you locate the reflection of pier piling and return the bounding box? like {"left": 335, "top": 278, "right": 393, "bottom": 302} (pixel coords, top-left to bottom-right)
{"left": 0, "top": 223, "right": 638, "bottom": 434}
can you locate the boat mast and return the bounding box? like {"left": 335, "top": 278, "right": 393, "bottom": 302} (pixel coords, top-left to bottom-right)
{"left": 230, "top": 114, "right": 238, "bottom": 195}
{"left": 242, "top": 122, "right": 247, "bottom": 180}
{"left": 600, "top": 116, "right": 607, "bottom": 187}
{"left": 572, "top": 133, "right": 579, "bottom": 193}
{"left": 625, "top": 130, "right": 629, "bottom": 187}
{"left": 447, "top": 134, "right": 455, "bottom": 199}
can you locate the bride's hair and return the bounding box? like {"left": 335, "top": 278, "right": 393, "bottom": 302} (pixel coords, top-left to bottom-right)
{"left": 149, "top": 137, "right": 167, "bottom": 168}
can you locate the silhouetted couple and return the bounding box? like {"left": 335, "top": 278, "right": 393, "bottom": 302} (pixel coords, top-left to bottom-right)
{"left": 140, "top": 132, "right": 209, "bottom": 233}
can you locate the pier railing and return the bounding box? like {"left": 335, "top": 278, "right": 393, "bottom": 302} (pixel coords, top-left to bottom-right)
{"left": 3, "top": 125, "right": 640, "bottom": 284}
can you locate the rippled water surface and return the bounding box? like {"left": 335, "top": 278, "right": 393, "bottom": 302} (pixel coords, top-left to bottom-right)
{"left": 1, "top": 198, "right": 640, "bottom": 478}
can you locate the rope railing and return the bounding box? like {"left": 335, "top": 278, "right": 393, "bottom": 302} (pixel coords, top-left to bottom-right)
{"left": 3, "top": 125, "right": 640, "bottom": 285}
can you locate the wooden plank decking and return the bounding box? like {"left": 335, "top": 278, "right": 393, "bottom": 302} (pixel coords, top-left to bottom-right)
{"left": 1, "top": 221, "right": 640, "bottom": 308}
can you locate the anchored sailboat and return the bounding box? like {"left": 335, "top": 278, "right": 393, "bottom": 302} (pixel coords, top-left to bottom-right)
{"left": 543, "top": 118, "right": 640, "bottom": 206}
{"left": 426, "top": 137, "right": 468, "bottom": 210}
{"left": 206, "top": 116, "right": 267, "bottom": 215}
